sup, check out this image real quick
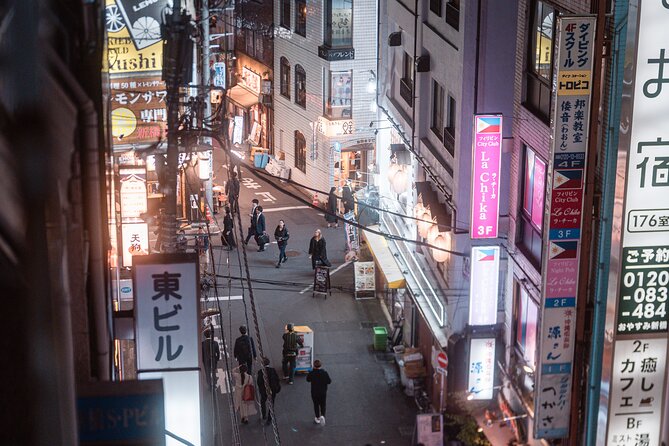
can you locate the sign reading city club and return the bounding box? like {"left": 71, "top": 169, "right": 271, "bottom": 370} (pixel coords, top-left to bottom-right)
{"left": 606, "top": 2, "right": 669, "bottom": 444}
{"left": 470, "top": 114, "right": 502, "bottom": 239}
{"left": 133, "top": 254, "right": 200, "bottom": 371}
{"left": 469, "top": 246, "right": 500, "bottom": 326}
{"left": 535, "top": 15, "right": 596, "bottom": 439}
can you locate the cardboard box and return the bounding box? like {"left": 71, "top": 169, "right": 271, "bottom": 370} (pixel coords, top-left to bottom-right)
{"left": 404, "top": 361, "right": 426, "bottom": 378}
{"left": 403, "top": 347, "right": 423, "bottom": 363}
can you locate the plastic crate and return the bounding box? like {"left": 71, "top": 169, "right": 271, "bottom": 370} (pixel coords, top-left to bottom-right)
{"left": 373, "top": 326, "right": 387, "bottom": 351}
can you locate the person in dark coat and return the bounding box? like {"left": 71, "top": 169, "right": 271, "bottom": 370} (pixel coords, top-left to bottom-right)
{"left": 257, "top": 357, "right": 281, "bottom": 425}
{"left": 254, "top": 206, "right": 267, "bottom": 252}
{"left": 325, "top": 187, "right": 339, "bottom": 228}
{"left": 225, "top": 171, "right": 241, "bottom": 214}
{"left": 202, "top": 328, "right": 220, "bottom": 388}
{"left": 176, "top": 229, "right": 188, "bottom": 252}
{"left": 342, "top": 183, "right": 354, "bottom": 214}
{"left": 274, "top": 219, "right": 290, "bottom": 268}
{"left": 309, "top": 229, "right": 331, "bottom": 269}
{"left": 244, "top": 199, "right": 260, "bottom": 245}
{"left": 281, "top": 323, "right": 303, "bottom": 384}
{"left": 307, "top": 359, "right": 332, "bottom": 425}
{"left": 195, "top": 227, "right": 210, "bottom": 256}
{"left": 221, "top": 206, "right": 236, "bottom": 250}
{"left": 233, "top": 325, "right": 257, "bottom": 373}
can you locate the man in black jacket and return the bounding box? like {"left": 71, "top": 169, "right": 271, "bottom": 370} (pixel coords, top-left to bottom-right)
{"left": 233, "top": 325, "right": 256, "bottom": 373}
{"left": 274, "top": 219, "right": 289, "bottom": 268}
{"left": 221, "top": 206, "right": 236, "bottom": 250}
{"left": 307, "top": 359, "right": 332, "bottom": 425}
{"left": 225, "top": 171, "right": 240, "bottom": 214}
{"left": 244, "top": 199, "right": 260, "bottom": 245}
{"left": 202, "top": 328, "right": 220, "bottom": 389}
{"left": 257, "top": 357, "right": 281, "bottom": 425}
{"left": 254, "top": 206, "right": 267, "bottom": 252}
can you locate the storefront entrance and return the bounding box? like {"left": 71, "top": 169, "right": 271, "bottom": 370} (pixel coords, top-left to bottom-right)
{"left": 334, "top": 143, "right": 374, "bottom": 191}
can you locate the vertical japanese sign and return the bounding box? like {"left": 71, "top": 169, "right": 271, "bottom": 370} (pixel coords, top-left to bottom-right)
{"left": 467, "top": 338, "right": 496, "bottom": 400}
{"left": 470, "top": 115, "right": 502, "bottom": 239}
{"left": 133, "top": 254, "right": 201, "bottom": 446}
{"left": 606, "top": 1, "right": 669, "bottom": 443}
{"left": 536, "top": 16, "right": 596, "bottom": 439}
{"left": 121, "top": 222, "right": 149, "bottom": 266}
{"left": 119, "top": 167, "right": 147, "bottom": 219}
{"left": 469, "top": 246, "right": 500, "bottom": 326}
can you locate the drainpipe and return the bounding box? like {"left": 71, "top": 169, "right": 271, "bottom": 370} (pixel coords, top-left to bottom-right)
{"left": 410, "top": 0, "right": 418, "bottom": 167}
{"left": 48, "top": 50, "right": 111, "bottom": 381}
{"left": 584, "top": 0, "right": 629, "bottom": 443}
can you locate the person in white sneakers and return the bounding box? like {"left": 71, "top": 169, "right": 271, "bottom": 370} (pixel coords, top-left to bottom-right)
{"left": 306, "top": 359, "right": 331, "bottom": 425}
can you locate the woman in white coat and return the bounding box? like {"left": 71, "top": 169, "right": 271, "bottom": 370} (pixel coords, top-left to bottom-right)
{"left": 233, "top": 364, "right": 258, "bottom": 424}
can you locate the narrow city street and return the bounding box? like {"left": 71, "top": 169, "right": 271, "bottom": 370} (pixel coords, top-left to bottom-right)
{"left": 201, "top": 151, "right": 416, "bottom": 445}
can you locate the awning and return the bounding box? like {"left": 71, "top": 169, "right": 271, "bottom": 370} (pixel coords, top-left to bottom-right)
{"left": 362, "top": 225, "right": 406, "bottom": 289}
{"left": 227, "top": 85, "right": 259, "bottom": 109}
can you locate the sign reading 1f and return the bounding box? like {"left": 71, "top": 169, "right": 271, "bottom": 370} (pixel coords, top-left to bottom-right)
{"left": 470, "top": 114, "right": 502, "bottom": 239}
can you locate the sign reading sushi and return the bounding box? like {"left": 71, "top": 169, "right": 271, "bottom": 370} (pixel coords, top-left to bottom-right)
{"left": 470, "top": 114, "right": 502, "bottom": 239}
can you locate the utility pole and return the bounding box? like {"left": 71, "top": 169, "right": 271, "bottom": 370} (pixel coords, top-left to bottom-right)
{"left": 202, "top": 0, "right": 213, "bottom": 215}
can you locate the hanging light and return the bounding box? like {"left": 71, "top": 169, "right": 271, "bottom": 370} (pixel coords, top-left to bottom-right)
{"left": 391, "top": 167, "right": 408, "bottom": 194}
{"left": 427, "top": 222, "right": 440, "bottom": 243}
{"left": 198, "top": 153, "right": 210, "bottom": 180}
{"left": 414, "top": 201, "right": 425, "bottom": 219}
{"left": 387, "top": 162, "right": 400, "bottom": 183}
{"left": 431, "top": 234, "right": 450, "bottom": 263}
{"left": 418, "top": 210, "right": 433, "bottom": 238}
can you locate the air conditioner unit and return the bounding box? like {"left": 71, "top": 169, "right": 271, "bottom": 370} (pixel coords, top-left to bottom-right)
{"left": 388, "top": 31, "right": 402, "bottom": 47}
{"left": 416, "top": 55, "right": 431, "bottom": 72}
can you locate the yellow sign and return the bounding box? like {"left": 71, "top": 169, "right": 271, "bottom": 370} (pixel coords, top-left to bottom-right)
{"left": 105, "top": 0, "right": 163, "bottom": 74}
{"left": 557, "top": 70, "right": 591, "bottom": 96}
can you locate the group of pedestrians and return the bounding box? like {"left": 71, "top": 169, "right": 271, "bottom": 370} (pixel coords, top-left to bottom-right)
{"left": 209, "top": 323, "right": 332, "bottom": 427}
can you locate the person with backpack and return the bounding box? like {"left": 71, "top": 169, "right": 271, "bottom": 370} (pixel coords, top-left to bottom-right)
{"left": 233, "top": 325, "right": 257, "bottom": 373}
{"left": 257, "top": 357, "right": 281, "bottom": 425}
{"left": 233, "top": 364, "right": 257, "bottom": 424}
{"left": 306, "top": 359, "right": 332, "bottom": 425}
{"left": 281, "top": 323, "right": 303, "bottom": 384}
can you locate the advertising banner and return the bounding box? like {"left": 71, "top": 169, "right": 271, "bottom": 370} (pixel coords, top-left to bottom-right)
{"left": 467, "top": 338, "right": 496, "bottom": 400}
{"left": 111, "top": 76, "right": 167, "bottom": 146}
{"left": 535, "top": 16, "right": 596, "bottom": 439}
{"left": 470, "top": 115, "right": 502, "bottom": 239}
{"left": 121, "top": 222, "right": 149, "bottom": 267}
{"left": 469, "top": 246, "right": 500, "bottom": 326}
{"left": 605, "top": 1, "right": 669, "bottom": 443}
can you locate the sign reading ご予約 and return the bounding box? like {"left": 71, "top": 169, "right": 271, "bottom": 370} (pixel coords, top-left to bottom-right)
{"left": 606, "top": 1, "right": 669, "bottom": 443}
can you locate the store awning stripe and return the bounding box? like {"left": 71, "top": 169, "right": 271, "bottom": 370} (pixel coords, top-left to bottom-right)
{"left": 362, "top": 225, "right": 406, "bottom": 289}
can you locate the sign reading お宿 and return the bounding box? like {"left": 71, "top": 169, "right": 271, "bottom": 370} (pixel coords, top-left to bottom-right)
{"left": 470, "top": 115, "right": 502, "bottom": 239}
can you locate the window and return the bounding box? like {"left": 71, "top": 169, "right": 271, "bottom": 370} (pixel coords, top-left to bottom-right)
{"left": 445, "top": 0, "right": 459, "bottom": 30}
{"left": 431, "top": 80, "right": 444, "bottom": 139}
{"left": 324, "top": 0, "right": 353, "bottom": 48}
{"left": 430, "top": 0, "right": 442, "bottom": 16}
{"left": 518, "top": 145, "right": 546, "bottom": 268}
{"left": 295, "top": 65, "right": 306, "bottom": 108}
{"left": 280, "top": 57, "right": 290, "bottom": 99}
{"left": 400, "top": 52, "right": 413, "bottom": 105}
{"left": 281, "top": 0, "right": 291, "bottom": 29}
{"left": 294, "top": 131, "right": 306, "bottom": 172}
{"left": 444, "top": 95, "right": 456, "bottom": 155}
{"left": 525, "top": 0, "right": 556, "bottom": 120}
{"left": 324, "top": 70, "right": 352, "bottom": 119}
{"left": 514, "top": 283, "right": 538, "bottom": 370}
{"left": 295, "top": 0, "right": 307, "bottom": 37}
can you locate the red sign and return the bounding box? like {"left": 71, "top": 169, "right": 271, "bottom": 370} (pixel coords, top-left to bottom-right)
{"left": 436, "top": 352, "right": 448, "bottom": 370}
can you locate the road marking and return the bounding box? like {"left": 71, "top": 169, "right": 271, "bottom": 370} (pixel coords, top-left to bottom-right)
{"left": 263, "top": 205, "right": 311, "bottom": 213}
{"left": 241, "top": 177, "right": 261, "bottom": 189}
{"left": 299, "top": 261, "right": 351, "bottom": 294}
{"left": 255, "top": 191, "right": 277, "bottom": 202}
{"left": 201, "top": 295, "right": 244, "bottom": 301}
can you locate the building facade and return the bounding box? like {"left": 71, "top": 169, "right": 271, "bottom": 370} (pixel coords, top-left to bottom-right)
{"left": 272, "top": 0, "right": 378, "bottom": 195}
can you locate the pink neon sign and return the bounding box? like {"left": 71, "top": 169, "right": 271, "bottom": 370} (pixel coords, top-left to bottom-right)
{"left": 471, "top": 115, "right": 502, "bottom": 239}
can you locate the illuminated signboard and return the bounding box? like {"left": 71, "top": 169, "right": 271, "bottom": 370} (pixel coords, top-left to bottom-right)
{"left": 121, "top": 222, "right": 149, "bottom": 267}
{"left": 111, "top": 76, "right": 167, "bottom": 146}
{"left": 605, "top": 1, "right": 669, "bottom": 443}
{"left": 467, "top": 338, "right": 496, "bottom": 400}
{"left": 134, "top": 254, "right": 201, "bottom": 446}
{"left": 470, "top": 114, "right": 502, "bottom": 239}
{"left": 119, "top": 167, "right": 147, "bottom": 220}
{"left": 240, "top": 67, "right": 261, "bottom": 94}
{"left": 469, "top": 246, "right": 500, "bottom": 326}
{"left": 535, "top": 16, "right": 596, "bottom": 440}
{"left": 317, "top": 116, "right": 355, "bottom": 137}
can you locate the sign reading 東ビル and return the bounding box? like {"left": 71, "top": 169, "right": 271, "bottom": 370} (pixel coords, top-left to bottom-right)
{"left": 535, "top": 16, "right": 596, "bottom": 440}
{"left": 470, "top": 115, "right": 502, "bottom": 239}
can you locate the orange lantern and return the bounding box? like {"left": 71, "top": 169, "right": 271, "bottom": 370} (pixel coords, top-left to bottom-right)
{"left": 431, "top": 234, "right": 449, "bottom": 263}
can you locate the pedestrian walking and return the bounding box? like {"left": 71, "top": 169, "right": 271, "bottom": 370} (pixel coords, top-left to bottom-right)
{"left": 281, "top": 323, "right": 303, "bottom": 384}
{"left": 257, "top": 357, "right": 281, "bottom": 425}
{"left": 274, "top": 219, "right": 290, "bottom": 268}
{"left": 216, "top": 191, "right": 225, "bottom": 213}
{"left": 342, "top": 183, "right": 354, "bottom": 214}
{"left": 221, "top": 206, "right": 236, "bottom": 250}
{"left": 195, "top": 227, "right": 210, "bottom": 256}
{"left": 233, "top": 325, "right": 257, "bottom": 373}
{"left": 176, "top": 229, "right": 188, "bottom": 252}
{"left": 201, "top": 328, "right": 220, "bottom": 389}
{"left": 307, "top": 359, "right": 331, "bottom": 425}
{"left": 233, "top": 364, "right": 257, "bottom": 424}
{"left": 254, "top": 206, "right": 268, "bottom": 252}
{"left": 225, "top": 171, "right": 241, "bottom": 214}
{"left": 309, "top": 229, "right": 331, "bottom": 269}
{"left": 244, "top": 199, "right": 260, "bottom": 245}
{"left": 325, "top": 187, "right": 339, "bottom": 228}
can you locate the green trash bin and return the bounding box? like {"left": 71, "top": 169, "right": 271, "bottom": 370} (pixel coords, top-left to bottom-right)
{"left": 373, "top": 326, "right": 387, "bottom": 351}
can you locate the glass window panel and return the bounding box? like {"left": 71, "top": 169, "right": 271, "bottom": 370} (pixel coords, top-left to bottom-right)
{"left": 325, "top": 70, "right": 352, "bottom": 119}
{"left": 325, "top": 0, "right": 353, "bottom": 47}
